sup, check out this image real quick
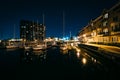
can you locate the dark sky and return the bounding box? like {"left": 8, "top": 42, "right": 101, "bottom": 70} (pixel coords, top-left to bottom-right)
{"left": 0, "top": 0, "right": 119, "bottom": 39}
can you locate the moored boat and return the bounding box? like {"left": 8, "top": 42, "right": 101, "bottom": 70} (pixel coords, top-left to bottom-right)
{"left": 33, "top": 44, "right": 46, "bottom": 51}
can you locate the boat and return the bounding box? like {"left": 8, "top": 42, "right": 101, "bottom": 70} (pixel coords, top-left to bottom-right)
{"left": 33, "top": 44, "right": 46, "bottom": 51}
{"left": 6, "top": 24, "right": 18, "bottom": 49}
{"left": 24, "top": 46, "right": 32, "bottom": 50}
{"left": 6, "top": 45, "right": 18, "bottom": 49}
{"left": 60, "top": 43, "right": 68, "bottom": 51}
{"left": 6, "top": 40, "right": 18, "bottom": 49}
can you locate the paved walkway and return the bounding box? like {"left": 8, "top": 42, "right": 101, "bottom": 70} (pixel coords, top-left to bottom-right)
{"left": 84, "top": 43, "right": 120, "bottom": 55}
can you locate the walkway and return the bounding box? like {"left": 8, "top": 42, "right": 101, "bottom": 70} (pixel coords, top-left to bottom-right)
{"left": 84, "top": 43, "right": 120, "bottom": 55}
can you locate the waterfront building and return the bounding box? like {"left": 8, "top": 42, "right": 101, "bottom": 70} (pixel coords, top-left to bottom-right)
{"left": 78, "top": 2, "right": 120, "bottom": 46}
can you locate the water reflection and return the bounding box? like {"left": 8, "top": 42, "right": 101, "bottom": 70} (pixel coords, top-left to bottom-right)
{"left": 33, "top": 50, "right": 44, "bottom": 56}
{"left": 20, "top": 50, "right": 33, "bottom": 63}
{"left": 82, "top": 57, "right": 87, "bottom": 64}
{"left": 77, "top": 52, "right": 80, "bottom": 58}
{"left": 61, "top": 49, "right": 68, "bottom": 54}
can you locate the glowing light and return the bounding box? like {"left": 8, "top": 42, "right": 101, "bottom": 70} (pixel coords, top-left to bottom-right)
{"left": 76, "top": 49, "right": 80, "bottom": 53}
{"left": 82, "top": 58, "right": 87, "bottom": 64}
{"left": 74, "top": 37, "right": 78, "bottom": 41}
{"left": 94, "top": 59, "right": 96, "bottom": 63}
{"left": 26, "top": 52, "right": 29, "bottom": 55}
{"left": 83, "top": 34, "right": 86, "bottom": 37}
{"left": 55, "top": 38, "right": 58, "bottom": 41}
{"left": 77, "top": 52, "right": 80, "bottom": 58}
{"left": 71, "top": 43, "right": 73, "bottom": 46}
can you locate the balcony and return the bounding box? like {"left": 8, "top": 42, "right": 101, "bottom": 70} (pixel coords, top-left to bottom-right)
{"left": 113, "top": 28, "right": 120, "bottom": 32}
{"left": 98, "top": 32, "right": 109, "bottom": 36}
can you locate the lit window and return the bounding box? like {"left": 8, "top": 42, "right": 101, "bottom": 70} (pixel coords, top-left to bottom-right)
{"left": 40, "top": 28, "right": 42, "bottom": 30}
{"left": 103, "top": 28, "right": 108, "bottom": 33}
{"left": 26, "top": 31, "right": 28, "bottom": 33}
{"left": 103, "top": 21, "right": 107, "bottom": 26}
{"left": 91, "top": 23, "right": 93, "bottom": 26}
{"left": 104, "top": 13, "right": 108, "bottom": 18}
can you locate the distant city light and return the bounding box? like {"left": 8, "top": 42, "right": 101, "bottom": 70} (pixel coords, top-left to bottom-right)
{"left": 62, "top": 36, "right": 69, "bottom": 41}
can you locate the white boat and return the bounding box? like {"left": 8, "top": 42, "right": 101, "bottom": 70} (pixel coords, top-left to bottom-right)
{"left": 60, "top": 43, "right": 68, "bottom": 51}
{"left": 6, "top": 45, "right": 18, "bottom": 49}
{"left": 33, "top": 44, "right": 46, "bottom": 51}
{"left": 24, "top": 46, "right": 32, "bottom": 50}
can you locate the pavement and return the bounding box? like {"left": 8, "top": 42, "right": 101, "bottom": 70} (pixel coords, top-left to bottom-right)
{"left": 84, "top": 43, "right": 120, "bottom": 55}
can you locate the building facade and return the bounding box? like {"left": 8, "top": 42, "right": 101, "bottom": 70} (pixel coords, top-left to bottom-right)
{"left": 78, "top": 2, "right": 120, "bottom": 46}
{"left": 20, "top": 20, "right": 46, "bottom": 43}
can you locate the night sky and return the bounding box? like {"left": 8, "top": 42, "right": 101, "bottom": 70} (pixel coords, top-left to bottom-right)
{"left": 0, "top": 0, "right": 119, "bottom": 39}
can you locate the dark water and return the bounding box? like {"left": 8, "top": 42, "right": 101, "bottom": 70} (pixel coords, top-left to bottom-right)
{"left": 0, "top": 46, "right": 120, "bottom": 80}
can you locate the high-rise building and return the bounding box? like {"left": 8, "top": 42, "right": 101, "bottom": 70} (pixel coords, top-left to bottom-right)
{"left": 20, "top": 20, "right": 45, "bottom": 43}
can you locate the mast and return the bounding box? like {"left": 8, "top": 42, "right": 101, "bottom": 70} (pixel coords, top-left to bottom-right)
{"left": 63, "top": 11, "right": 65, "bottom": 38}
{"left": 43, "top": 13, "right": 45, "bottom": 26}
{"left": 70, "top": 31, "right": 71, "bottom": 39}
{"left": 37, "top": 19, "right": 39, "bottom": 42}
{"left": 13, "top": 24, "right": 15, "bottom": 39}
{"left": 43, "top": 13, "right": 46, "bottom": 40}
{"left": 32, "top": 20, "right": 35, "bottom": 41}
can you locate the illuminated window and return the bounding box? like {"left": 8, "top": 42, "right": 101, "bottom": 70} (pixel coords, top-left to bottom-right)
{"left": 112, "top": 37, "right": 118, "bottom": 43}
{"left": 104, "top": 13, "right": 108, "bottom": 18}
{"left": 91, "top": 23, "right": 93, "bottom": 26}
{"left": 40, "top": 28, "right": 42, "bottom": 31}
{"left": 103, "top": 21, "right": 108, "bottom": 26}
{"left": 26, "top": 31, "right": 28, "bottom": 33}
{"left": 103, "top": 28, "right": 108, "bottom": 33}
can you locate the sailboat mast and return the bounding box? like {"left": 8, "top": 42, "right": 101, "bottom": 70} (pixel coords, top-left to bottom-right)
{"left": 32, "top": 20, "right": 35, "bottom": 41}
{"left": 14, "top": 24, "right": 15, "bottom": 39}
{"left": 43, "top": 13, "right": 45, "bottom": 26}
{"left": 63, "top": 11, "right": 65, "bottom": 38}
{"left": 37, "top": 20, "right": 38, "bottom": 42}
{"left": 70, "top": 31, "right": 71, "bottom": 38}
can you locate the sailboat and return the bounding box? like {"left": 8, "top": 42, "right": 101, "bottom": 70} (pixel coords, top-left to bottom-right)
{"left": 33, "top": 14, "right": 46, "bottom": 51}
{"left": 24, "top": 44, "right": 32, "bottom": 50}
{"left": 33, "top": 43, "right": 46, "bottom": 51}
{"left": 24, "top": 21, "right": 34, "bottom": 50}
{"left": 6, "top": 43, "right": 18, "bottom": 49}
{"left": 60, "top": 11, "right": 68, "bottom": 51}
{"left": 6, "top": 24, "right": 18, "bottom": 49}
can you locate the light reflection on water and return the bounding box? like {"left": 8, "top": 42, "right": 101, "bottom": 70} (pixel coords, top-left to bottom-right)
{"left": 0, "top": 47, "right": 119, "bottom": 77}
{"left": 82, "top": 57, "right": 87, "bottom": 64}
{"left": 0, "top": 47, "right": 112, "bottom": 68}
{"left": 33, "top": 50, "right": 44, "bottom": 56}
{"left": 77, "top": 52, "right": 80, "bottom": 58}
{"left": 74, "top": 47, "right": 100, "bottom": 65}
